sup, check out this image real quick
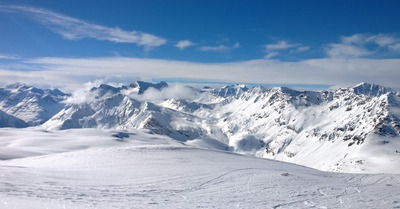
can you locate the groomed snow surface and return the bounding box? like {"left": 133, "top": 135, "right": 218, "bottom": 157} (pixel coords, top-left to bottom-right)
{"left": 1, "top": 128, "right": 400, "bottom": 208}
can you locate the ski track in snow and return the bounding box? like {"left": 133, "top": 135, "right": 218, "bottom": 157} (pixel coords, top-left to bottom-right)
{"left": 1, "top": 129, "right": 400, "bottom": 208}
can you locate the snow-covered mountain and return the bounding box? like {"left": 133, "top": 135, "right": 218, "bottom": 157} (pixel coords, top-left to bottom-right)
{"left": 43, "top": 82, "right": 214, "bottom": 141}
{"left": 352, "top": 82, "right": 391, "bottom": 97}
{"left": 2, "top": 81, "right": 400, "bottom": 173}
{"left": 213, "top": 83, "right": 400, "bottom": 173}
{"left": 0, "top": 83, "right": 68, "bottom": 125}
{"left": 0, "top": 109, "right": 28, "bottom": 128}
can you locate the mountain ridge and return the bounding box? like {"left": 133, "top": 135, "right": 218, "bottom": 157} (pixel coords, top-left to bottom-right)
{"left": 0, "top": 109, "right": 28, "bottom": 128}
{"left": 1, "top": 81, "right": 400, "bottom": 173}
{"left": 0, "top": 83, "right": 69, "bottom": 125}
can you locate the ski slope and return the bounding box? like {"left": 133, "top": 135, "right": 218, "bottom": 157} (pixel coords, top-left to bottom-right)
{"left": 1, "top": 128, "right": 400, "bottom": 208}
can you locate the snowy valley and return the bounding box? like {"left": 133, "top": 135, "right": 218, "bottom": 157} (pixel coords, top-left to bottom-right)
{"left": 1, "top": 81, "right": 400, "bottom": 208}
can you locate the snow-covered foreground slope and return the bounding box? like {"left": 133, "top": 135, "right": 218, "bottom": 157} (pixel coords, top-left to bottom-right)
{"left": 1, "top": 128, "right": 400, "bottom": 209}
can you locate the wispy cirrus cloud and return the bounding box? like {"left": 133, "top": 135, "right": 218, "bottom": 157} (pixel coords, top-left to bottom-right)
{"left": 265, "top": 40, "right": 299, "bottom": 51}
{"left": 389, "top": 43, "right": 400, "bottom": 51}
{"left": 290, "top": 46, "right": 310, "bottom": 54}
{"left": 340, "top": 33, "right": 398, "bottom": 47}
{"left": 325, "top": 33, "right": 400, "bottom": 58}
{"left": 0, "top": 54, "right": 20, "bottom": 60}
{"left": 175, "top": 40, "right": 195, "bottom": 50}
{"left": 264, "top": 40, "right": 309, "bottom": 59}
{"left": 199, "top": 42, "right": 240, "bottom": 52}
{"left": 200, "top": 45, "right": 229, "bottom": 52}
{"left": 0, "top": 5, "right": 167, "bottom": 49}
{"left": 325, "top": 43, "right": 371, "bottom": 58}
{"left": 264, "top": 52, "right": 279, "bottom": 59}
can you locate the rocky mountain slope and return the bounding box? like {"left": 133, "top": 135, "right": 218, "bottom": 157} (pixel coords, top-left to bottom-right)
{"left": 213, "top": 83, "right": 400, "bottom": 172}
{"left": 1, "top": 81, "right": 400, "bottom": 173}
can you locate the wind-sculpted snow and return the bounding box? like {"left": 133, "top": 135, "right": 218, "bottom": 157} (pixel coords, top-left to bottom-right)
{"left": 2, "top": 81, "right": 400, "bottom": 173}
{"left": 0, "top": 128, "right": 400, "bottom": 208}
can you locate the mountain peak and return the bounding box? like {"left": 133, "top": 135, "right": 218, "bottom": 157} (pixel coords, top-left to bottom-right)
{"left": 90, "top": 84, "right": 121, "bottom": 94}
{"left": 129, "top": 81, "right": 168, "bottom": 94}
{"left": 0, "top": 84, "right": 67, "bottom": 125}
{"left": 4, "top": 83, "right": 67, "bottom": 97}
{"left": 275, "top": 86, "right": 300, "bottom": 96}
{"left": 352, "top": 82, "right": 391, "bottom": 97}
{"left": 5, "top": 82, "right": 29, "bottom": 90}
{"left": 213, "top": 84, "right": 249, "bottom": 97}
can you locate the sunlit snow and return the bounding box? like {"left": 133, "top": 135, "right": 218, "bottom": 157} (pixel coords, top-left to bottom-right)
{"left": 1, "top": 128, "right": 400, "bottom": 208}
{"left": 1, "top": 81, "right": 400, "bottom": 208}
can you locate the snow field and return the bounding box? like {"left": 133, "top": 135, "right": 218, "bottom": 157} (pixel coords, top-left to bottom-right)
{"left": 1, "top": 128, "right": 400, "bottom": 208}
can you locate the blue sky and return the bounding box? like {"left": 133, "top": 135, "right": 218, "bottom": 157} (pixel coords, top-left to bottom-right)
{"left": 0, "top": 0, "right": 400, "bottom": 90}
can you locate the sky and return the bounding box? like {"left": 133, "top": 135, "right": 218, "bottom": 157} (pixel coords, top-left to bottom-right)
{"left": 0, "top": 0, "right": 399, "bottom": 91}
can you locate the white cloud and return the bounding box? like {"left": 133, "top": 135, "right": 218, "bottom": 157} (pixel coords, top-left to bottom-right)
{"left": 200, "top": 45, "right": 229, "bottom": 52}
{"left": 372, "top": 34, "right": 397, "bottom": 47}
{"left": 175, "top": 40, "right": 195, "bottom": 50}
{"left": 265, "top": 52, "right": 279, "bottom": 59}
{"left": 340, "top": 34, "right": 366, "bottom": 45}
{"left": 0, "top": 54, "right": 20, "bottom": 60}
{"left": 130, "top": 83, "right": 197, "bottom": 102}
{"left": 64, "top": 79, "right": 104, "bottom": 104}
{"left": 389, "top": 43, "right": 400, "bottom": 52}
{"left": 199, "top": 42, "right": 240, "bottom": 52}
{"left": 290, "top": 46, "right": 310, "bottom": 54}
{"left": 327, "top": 33, "right": 400, "bottom": 58}
{"left": 264, "top": 40, "right": 309, "bottom": 59}
{"left": 325, "top": 43, "right": 371, "bottom": 58}
{"left": 341, "top": 33, "right": 398, "bottom": 47}
{"left": 266, "top": 41, "right": 298, "bottom": 51}
{"left": 233, "top": 42, "right": 240, "bottom": 48}
{"left": 1, "top": 56, "right": 400, "bottom": 91}
{"left": 0, "top": 5, "right": 166, "bottom": 49}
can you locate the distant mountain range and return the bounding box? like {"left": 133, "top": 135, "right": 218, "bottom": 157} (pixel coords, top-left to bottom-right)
{"left": 0, "top": 83, "right": 68, "bottom": 126}
{"left": 1, "top": 81, "right": 399, "bottom": 173}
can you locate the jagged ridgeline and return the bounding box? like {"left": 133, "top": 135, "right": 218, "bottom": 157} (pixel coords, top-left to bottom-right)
{"left": 1, "top": 81, "right": 399, "bottom": 172}
{"left": 0, "top": 83, "right": 69, "bottom": 126}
